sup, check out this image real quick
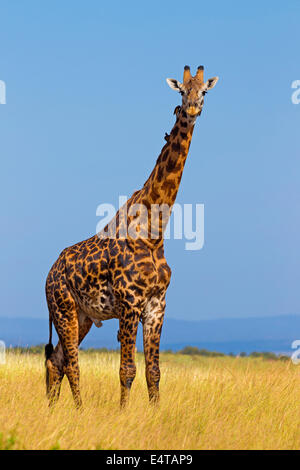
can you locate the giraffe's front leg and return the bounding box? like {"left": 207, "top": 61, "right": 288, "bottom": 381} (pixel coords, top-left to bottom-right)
{"left": 142, "top": 297, "right": 165, "bottom": 404}
{"left": 118, "top": 310, "right": 139, "bottom": 408}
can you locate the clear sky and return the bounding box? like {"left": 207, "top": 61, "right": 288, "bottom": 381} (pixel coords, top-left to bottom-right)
{"left": 0, "top": 1, "right": 299, "bottom": 321}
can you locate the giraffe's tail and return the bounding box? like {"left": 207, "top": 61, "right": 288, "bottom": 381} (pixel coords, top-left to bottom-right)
{"left": 45, "top": 315, "right": 54, "bottom": 360}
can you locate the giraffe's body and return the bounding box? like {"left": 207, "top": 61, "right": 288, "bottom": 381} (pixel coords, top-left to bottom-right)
{"left": 45, "top": 66, "right": 218, "bottom": 408}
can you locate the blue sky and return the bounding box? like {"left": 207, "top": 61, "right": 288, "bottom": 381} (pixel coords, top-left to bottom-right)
{"left": 0, "top": 0, "right": 299, "bottom": 321}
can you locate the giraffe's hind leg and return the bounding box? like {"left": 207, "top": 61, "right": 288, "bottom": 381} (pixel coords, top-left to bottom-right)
{"left": 46, "top": 298, "right": 92, "bottom": 408}
{"left": 46, "top": 341, "right": 64, "bottom": 406}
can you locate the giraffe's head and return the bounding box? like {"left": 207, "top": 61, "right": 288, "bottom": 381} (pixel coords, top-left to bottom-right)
{"left": 166, "top": 65, "right": 218, "bottom": 118}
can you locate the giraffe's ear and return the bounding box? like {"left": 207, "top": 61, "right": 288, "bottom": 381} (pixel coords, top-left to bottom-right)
{"left": 204, "top": 76, "right": 219, "bottom": 91}
{"left": 166, "top": 78, "right": 183, "bottom": 92}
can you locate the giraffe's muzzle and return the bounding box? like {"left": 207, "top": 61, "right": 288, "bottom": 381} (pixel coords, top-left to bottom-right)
{"left": 187, "top": 106, "right": 200, "bottom": 117}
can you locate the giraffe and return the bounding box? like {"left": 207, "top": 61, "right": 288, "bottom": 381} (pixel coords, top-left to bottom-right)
{"left": 45, "top": 65, "right": 219, "bottom": 408}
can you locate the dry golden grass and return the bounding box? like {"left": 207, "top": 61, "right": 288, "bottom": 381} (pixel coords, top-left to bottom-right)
{"left": 0, "top": 351, "right": 299, "bottom": 450}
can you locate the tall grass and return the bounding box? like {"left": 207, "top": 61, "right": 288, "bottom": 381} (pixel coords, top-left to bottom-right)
{"left": 0, "top": 351, "right": 299, "bottom": 449}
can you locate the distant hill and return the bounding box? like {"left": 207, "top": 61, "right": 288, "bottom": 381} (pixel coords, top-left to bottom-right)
{"left": 0, "top": 315, "right": 299, "bottom": 355}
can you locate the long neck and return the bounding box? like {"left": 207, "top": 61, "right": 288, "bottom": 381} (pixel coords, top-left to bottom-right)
{"left": 128, "top": 106, "right": 196, "bottom": 245}
{"left": 99, "top": 107, "right": 197, "bottom": 247}
{"left": 140, "top": 107, "right": 195, "bottom": 208}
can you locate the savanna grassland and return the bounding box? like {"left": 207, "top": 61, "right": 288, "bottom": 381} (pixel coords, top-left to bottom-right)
{"left": 0, "top": 350, "right": 299, "bottom": 450}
